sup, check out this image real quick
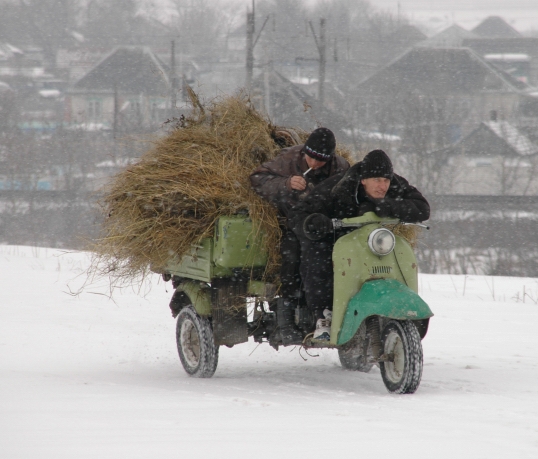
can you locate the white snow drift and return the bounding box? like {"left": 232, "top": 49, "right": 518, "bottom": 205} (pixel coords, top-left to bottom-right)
{"left": 1, "top": 246, "right": 537, "bottom": 458}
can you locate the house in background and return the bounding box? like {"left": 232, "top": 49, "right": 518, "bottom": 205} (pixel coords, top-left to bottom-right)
{"left": 418, "top": 24, "right": 478, "bottom": 48}
{"left": 438, "top": 119, "right": 538, "bottom": 195}
{"left": 351, "top": 45, "right": 538, "bottom": 194}
{"left": 250, "top": 69, "right": 355, "bottom": 151}
{"left": 65, "top": 46, "right": 172, "bottom": 131}
{"left": 385, "top": 25, "right": 427, "bottom": 56}
{"left": 471, "top": 16, "right": 522, "bottom": 39}
{"left": 0, "top": 42, "right": 68, "bottom": 134}
{"left": 354, "top": 46, "right": 530, "bottom": 141}
{"left": 420, "top": 17, "right": 537, "bottom": 86}
{"left": 462, "top": 16, "right": 538, "bottom": 85}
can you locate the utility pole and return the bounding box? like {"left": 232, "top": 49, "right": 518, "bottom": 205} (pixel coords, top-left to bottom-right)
{"left": 245, "top": 0, "right": 268, "bottom": 91}
{"left": 113, "top": 84, "right": 118, "bottom": 140}
{"left": 246, "top": 2, "right": 255, "bottom": 90}
{"left": 264, "top": 58, "right": 272, "bottom": 119}
{"left": 113, "top": 83, "right": 118, "bottom": 162}
{"left": 170, "top": 40, "right": 178, "bottom": 113}
{"left": 309, "top": 18, "right": 326, "bottom": 106}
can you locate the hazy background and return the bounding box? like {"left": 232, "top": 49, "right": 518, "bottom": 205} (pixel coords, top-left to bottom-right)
{"left": 1, "top": 0, "right": 538, "bottom": 277}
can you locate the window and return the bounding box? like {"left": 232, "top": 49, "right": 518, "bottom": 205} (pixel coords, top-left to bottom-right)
{"left": 130, "top": 100, "right": 141, "bottom": 116}
{"left": 87, "top": 99, "right": 102, "bottom": 121}
{"left": 471, "top": 158, "right": 493, "bottom": 167}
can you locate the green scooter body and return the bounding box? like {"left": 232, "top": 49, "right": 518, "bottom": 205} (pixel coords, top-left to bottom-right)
{"left": 330, "top": 213, "right": 433, "bottom": 346}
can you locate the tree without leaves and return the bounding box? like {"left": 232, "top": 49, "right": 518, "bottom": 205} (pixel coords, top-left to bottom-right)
{"left": 18, "top": 0, "right": 81, "bottom": 67}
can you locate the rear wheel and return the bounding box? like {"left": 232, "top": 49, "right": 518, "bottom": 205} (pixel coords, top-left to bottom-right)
{"left": 176, "top": 305, "right": 219, "bottom": 378}
{"left": 338, "top": 321, "right": 374, "bottom": 373}
{"left": 380, "top": 320, "right": 423, "bottom": 394}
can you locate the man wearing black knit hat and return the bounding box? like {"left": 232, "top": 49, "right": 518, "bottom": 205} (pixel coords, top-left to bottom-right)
{"left": 250, "top": 127, "right": 349, "bottom": 345}
{"left": 289, "top": 149, "right": 429, "bottom": 340}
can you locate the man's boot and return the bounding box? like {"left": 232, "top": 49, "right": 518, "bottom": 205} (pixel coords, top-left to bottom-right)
{"left": 276, "top": 298, "right": 304, "bottom": 345}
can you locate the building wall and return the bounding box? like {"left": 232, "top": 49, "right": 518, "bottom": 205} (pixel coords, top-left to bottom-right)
{"left": 447, "top": 154, "right": 538, "bottom": 195}
{"left": 469, "top": 92, "right": 520, "bottom": 126}
{"left": 463, "top": 38, "right": 538, "bottom": 87}
{"left": 68, "top": 93, "right": 114, "bottom": 125}
{"left": 66, "top": 92, "right": 169, "bottom": 128}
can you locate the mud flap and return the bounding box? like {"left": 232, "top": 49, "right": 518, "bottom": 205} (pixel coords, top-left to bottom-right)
{"left": 211, "top": 278, "right": 248, "bottom": 347}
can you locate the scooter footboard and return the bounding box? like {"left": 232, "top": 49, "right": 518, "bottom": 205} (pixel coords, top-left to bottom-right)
{"left": 337, "top": 279, "right": 433, "bottom": 346}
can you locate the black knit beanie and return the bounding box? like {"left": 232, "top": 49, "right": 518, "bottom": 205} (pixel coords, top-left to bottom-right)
{"left": 303, "top": 127, "right": 336, "bottom": 161}
{"left": 361, "top": 149, "right": 393, "bottom": 180}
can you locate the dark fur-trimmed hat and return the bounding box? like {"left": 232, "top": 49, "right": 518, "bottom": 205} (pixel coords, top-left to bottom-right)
{"left": 361, "top": 149, "right": 393, "bottom": 179}
{"left": 303, "top": 127, "right": 336, "bottom": 161}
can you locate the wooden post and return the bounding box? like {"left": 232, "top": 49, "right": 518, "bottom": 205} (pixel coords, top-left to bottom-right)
{"left": 319, "top": 18, "right": 326, "bottom": 106}
{"left": 170, "top": 40, "right": 177, "bottom": 112}
{"left": 113, "top": 83, "right": 118, "bottom": 161}
{"left": 246, "top": 7, "right": 255, "bottom": 90}
{"left": 309, "top": 18, "right": 327, "bottom": 105}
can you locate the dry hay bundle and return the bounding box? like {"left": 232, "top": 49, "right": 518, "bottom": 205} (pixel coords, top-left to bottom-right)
{"left": 388, "top": 224, "right": 421, "bottom": 248}
{"left": 92, "top": 94, "right": 286, "bottom": 283}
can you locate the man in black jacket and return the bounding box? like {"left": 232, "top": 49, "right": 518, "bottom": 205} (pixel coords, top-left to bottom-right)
{"left": 250, "top": 128, "right": 349, "bottom": 344}
{"left": 289, "top": 149, "right": 430, "bottom": 340}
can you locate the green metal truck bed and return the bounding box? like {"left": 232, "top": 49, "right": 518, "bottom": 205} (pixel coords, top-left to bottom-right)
{"left": 163, "top": 215, "right": 268, "bottom": 282}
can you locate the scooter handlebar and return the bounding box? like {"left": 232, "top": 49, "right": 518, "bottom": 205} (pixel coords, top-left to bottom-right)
{"left": 331, "top": 218, "right": 429, "bottom": 230}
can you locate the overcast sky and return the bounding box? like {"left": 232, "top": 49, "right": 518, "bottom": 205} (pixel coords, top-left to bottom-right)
{"left": 321, "top": 0, "right": 538, "bottom": 32}
{"left": 144, "top": 0, "right": 538, "bottom": 33}
{"left": 371, "top": 0, "right": 538, "bottom": 30}
{"left": 228, "top": 0, "right": 538, "bottom": 32}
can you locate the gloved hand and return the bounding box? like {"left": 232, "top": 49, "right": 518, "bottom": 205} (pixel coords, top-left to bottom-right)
{"left": 368, "top": 197, "right": 393, "bottom": 217}
{"left": 303, "top": 213, "right": 333, "bottom": 240}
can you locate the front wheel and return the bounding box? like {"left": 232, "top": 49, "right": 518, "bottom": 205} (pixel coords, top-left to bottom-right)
{"left": 176, "top": 305, "right": 219, "bottom": 378}
{"left": 380, "top": 320, "right": 423, "bottom": 394}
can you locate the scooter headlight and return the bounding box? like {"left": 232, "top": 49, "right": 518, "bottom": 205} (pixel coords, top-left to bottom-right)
{"left": 368, "top": 228, "right": 395, "bottom": 256}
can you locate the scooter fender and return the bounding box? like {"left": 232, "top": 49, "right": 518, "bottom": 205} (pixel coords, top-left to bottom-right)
{"left": 337, "top": 278, "right": 433, "bottom": 346}
{"left": 169, "top": 280, "right": 212, "bottom": 317}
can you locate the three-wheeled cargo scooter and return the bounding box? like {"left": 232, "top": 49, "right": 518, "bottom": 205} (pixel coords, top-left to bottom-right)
{"left": 160, "top": 212, "right": 433, "bottom": 394}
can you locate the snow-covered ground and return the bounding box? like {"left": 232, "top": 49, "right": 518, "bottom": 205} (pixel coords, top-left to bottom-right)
{"left": 1, "top": 246, "right": 538, "bottom": 458}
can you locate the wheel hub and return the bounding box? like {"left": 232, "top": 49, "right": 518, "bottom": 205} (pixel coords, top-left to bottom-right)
{"left": 180, "top": 320, "right": 201, "bottom": 367}
{"left": 383, "top": 332, "right": 405, "bottom": 383}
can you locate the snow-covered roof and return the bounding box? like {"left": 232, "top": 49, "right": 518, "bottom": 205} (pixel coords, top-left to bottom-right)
{"left": 0, "top": 67, "right": 48, "bottom": 78}
{"left": 484, "top": 53, "right": 530, "bottom": 62}
{"left": 483, "top": 121, "right": 538, "bottom": 156}
{"left": 0, "top": 42, "right": 24, "bottom": 60}
{"left": 472, "top": 16, "right": 522, "bottom": 39}
{"left": 289, "top": 76, "right": 318, "bottom": 86}
{"left": 39, "top": 89, "right": 61, "bottom": 99}
{"left": 72, "top": 46, "right": 170, "bottom": 95}
{"left": 69, "top": 31, "right": 85, "bottom": 43}
{"left": 418, "top": 24, "right": 478, "bottom": 48}
{"left": 342, "top": 129, "right": 401, "bottom": 142}
{"left": 96, "top": 158, "right": 137, "bottom": 168}
{"left": 356, "top": 47, "right": 528, "bottom": 95}
{"left": 66, "top": 122, "right": 111, "bottom": 132}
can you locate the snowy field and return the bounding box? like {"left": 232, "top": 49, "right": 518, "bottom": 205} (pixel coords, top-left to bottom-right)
{"left": 1, "top": 246, "right": 538, "bottom": 458}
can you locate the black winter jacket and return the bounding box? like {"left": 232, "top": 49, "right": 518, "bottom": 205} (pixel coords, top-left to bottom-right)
{"left": 289, "top": 162, "right": 430, "bottom": 239}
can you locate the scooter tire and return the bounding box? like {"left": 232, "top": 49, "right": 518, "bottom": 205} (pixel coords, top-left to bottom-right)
{"left": 176, "top": 305, "right": 219, "bottom": 378}
{"left": 380, "top": 320, "right": 423, "bottom": 394}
